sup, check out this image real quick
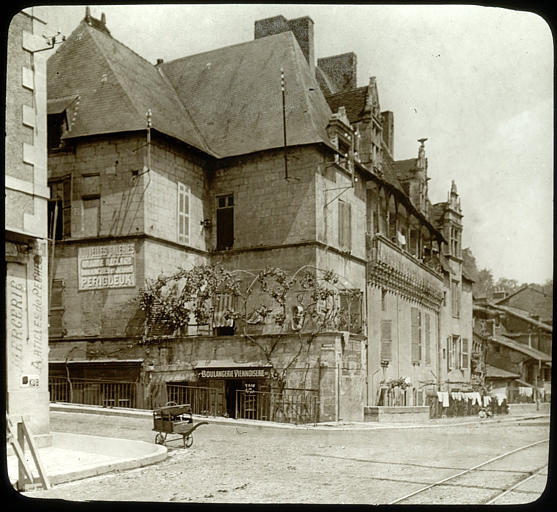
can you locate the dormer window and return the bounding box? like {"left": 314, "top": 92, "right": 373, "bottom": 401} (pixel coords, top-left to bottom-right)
{"left": 47, "top": 95, "right": 79, "bottom": 151}
{"left": 47, "top": 112, "right": 67, "bottom": 150}
{"left": 326, "top": 107, "right": 355, "bottom": 177}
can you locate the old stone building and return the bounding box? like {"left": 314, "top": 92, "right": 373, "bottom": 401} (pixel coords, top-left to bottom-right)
{"left": 5, "top": 8, "right": 51, "bottom": 445}
{"left": 473, "top": 297, "right": 552, "bottom": 402}
{"left": 45, "top": 10, "right": 473, "bottom": 422}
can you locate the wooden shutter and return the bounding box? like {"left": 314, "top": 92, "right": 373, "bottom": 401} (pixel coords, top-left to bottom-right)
{"left": 49, "top": 279, "right": 65, "bottom": 337}
{"left": 381, "top": 320, "right": 392, "bottom": 361}
{"left": 62, "top": 175, "right": 72, "bottom": 237}
{"left": 411, "top": 307, "right": 421, "bottom": 363}
{"left": 178, "top": 183, "right": 189, "bottom": 244}
{"left": 338, "top": 201, "right": 352, "bottom": 250}
{"left": 425, "top": 313, "right": 431, "bottom": 365}
{"left": 461, "top": 338, "right": 468, "bottom": 368}
{"left": 345, "top": 202, "right": 352, "bottom": 250}
{"left": 338, "top": 200, "right": 345, "bottom": 249}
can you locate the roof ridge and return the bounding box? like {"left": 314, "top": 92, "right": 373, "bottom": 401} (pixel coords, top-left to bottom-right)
{"left": 84, "top": 20, "right": 158, "bottom": 71}
{"left": 156, "top": 66, "right": 217, "bottom": 157}
{"left": 289, "top": 34, "right": 330, "bottom": 146}
{"left": 165, "top": 31, "right": 295, "bottom": 66}
{"left": 85, "top": 23, "right": 149, "bottom": 133}
{"left": 326, "top": 85, "right": 368, "bottom": 99}
{"left": 86, "top": 23, "right": 214, "bottom": 156}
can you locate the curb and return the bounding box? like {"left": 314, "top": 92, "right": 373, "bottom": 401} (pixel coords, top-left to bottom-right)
{"left": 50, "top": 403, "right": 551, "bottom": 432}
{"left": 8, "top": 431, "right": 167, "bottom": 487}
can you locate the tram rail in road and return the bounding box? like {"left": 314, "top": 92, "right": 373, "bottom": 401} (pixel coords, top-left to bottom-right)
{"left": 388, "top": 438, "right": 549, "bottom": 505}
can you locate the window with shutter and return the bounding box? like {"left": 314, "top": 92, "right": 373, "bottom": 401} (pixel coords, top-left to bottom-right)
{"left": 411, "top": 307, "right": 421, "bottom": 363}
{"left": 381, "top": 319, "right": 392, "bottom": 361}
{"left": 177, "top": 182, "right": 190, "bottom": 244}
{"left": 49, "top": 279, "right": 65, "bottom": 337}
{"left": 338, "top": 200, "right": 351, "bottom": 251}
{"left": 216, "top": 194, "right": 234, "bottom": 250}
{"left": 48, "top": 175, "right": 72, "bottom": 238}
{"left": 449, "top": 335, "right": 461, "bottom": 370}
{"left": 425, "top": 313, "right": 431, "bottom": 365}
{"left": 461, "top": 338, "right": 469, "bottom": 369}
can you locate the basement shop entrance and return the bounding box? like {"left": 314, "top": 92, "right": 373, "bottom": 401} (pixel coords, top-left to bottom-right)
{"left": 196, "top": 364, "right": 272, "bottom": 419}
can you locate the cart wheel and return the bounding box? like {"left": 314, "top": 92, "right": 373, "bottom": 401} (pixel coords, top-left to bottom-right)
{"left": 155, "top": 432, "right": 165, "bottom": 445}
{"left": 185, "top": 435, "right": 194, "bottom": 448}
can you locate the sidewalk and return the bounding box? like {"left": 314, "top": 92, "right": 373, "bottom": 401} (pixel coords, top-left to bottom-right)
{"left": 7, "top": 430, "right": 167, "bottom": 489}
{"left": 50, "top": 402, "right": 550, "bottom": 431}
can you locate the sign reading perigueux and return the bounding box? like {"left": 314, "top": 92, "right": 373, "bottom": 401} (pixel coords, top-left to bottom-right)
{"left": 78, "top": 243, "right": 136, "bottom": 290}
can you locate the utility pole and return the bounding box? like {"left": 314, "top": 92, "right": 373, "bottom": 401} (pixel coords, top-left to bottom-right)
{"left": 280, "top": 68, "right": 288, "bottom": 180}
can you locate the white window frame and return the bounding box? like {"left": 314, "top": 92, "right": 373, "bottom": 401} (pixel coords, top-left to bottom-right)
{"left": 177, "top": 182, "right": 190, "bottom": 244}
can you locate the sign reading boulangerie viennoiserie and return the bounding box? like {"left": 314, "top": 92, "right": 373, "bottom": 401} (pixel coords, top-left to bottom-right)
{"left": 198, "top": 368, "right": 270, "bottom": 379}
{"left": 78, "top": 243, "right": 136, "bottom": 290}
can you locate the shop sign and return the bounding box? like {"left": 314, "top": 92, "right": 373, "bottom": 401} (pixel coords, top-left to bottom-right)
{"left": 78, "top": 244, "right": 136, "bottom": 290}
{"left": 198, "top": 368, "right": 270, "bottom": 379}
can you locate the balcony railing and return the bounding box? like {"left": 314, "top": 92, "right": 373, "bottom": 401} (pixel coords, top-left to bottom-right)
{"left": 367, "top": 234, "right": 444, "bottom": 310}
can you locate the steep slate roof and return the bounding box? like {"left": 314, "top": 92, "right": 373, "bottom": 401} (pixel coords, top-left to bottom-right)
{"left": 325, "top": 86, "right": 368, "bottom": 123}
{"left": 47, "top": 19, "right": 213, "bottom": 155}
{"left": 494, "top": 284, "right": 544, "bottom": 305}
{"left": 392, "top": 158, "right": 418, "bottom": 181}
{"left": 160, "top": 31, "right": 334, "bottom": 158}
{"left": 429, "top": 202, "right": 446, "bottom": 230}
{"left": 492, "top": 304, "right": 552, "bottom": 332}
{"left": 491, "top": 333, "right": 552, "bottom": 362}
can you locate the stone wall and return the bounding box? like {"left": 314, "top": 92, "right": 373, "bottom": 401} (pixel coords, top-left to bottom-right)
{"left": 49, "top": 331, "right": 366, "bottom": 422}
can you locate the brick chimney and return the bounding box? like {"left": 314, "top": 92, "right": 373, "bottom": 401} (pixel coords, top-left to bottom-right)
{"left": 255, "top": 15, "right": 315, "bottom": 72}
{"left": 83, "top": 7, "right": 110, "bottom": 35}
{"left": 317, "top": 52, "right": 357, "bottom": 93}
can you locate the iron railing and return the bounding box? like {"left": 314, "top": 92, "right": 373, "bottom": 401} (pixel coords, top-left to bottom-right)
{"left": 236, "top": 388, "right": 319, "bottom": 425}
{"left": 48, "top": 376, "right": 139, "bottom": 408}
{"left": 166, "top": 384, "right": 225, "bottom": 416}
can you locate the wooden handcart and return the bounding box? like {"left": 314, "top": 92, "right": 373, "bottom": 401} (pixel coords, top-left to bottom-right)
{"left": 152, "top": 403, "right": 208, "bottom": 448}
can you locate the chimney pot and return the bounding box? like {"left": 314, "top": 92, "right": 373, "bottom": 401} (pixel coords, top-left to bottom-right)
{"left": 156, "top": 58, "right": 164, "bottom": 66}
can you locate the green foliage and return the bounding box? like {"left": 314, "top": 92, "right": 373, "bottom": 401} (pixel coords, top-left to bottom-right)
{"left": 137, "top": 264, "right": 348, "bottom": 341}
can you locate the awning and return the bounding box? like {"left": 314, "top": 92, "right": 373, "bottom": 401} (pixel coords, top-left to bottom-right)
{"left": 49, "top": 359, "right": 144, "bottom": 365}
{"left": 195, "top": 360, "right": 271, "bottom": 369}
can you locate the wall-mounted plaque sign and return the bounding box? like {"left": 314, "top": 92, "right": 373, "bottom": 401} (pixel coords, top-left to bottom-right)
{"left": 78, "top": 243, "right": 136, "bottom": 290}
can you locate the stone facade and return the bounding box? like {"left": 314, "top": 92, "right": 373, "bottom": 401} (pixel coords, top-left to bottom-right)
{"left": 45, "top": 10, "right": 474, "bottom": 421}
{"left": 5, "top": 9, "right": 51, "bottom": 445}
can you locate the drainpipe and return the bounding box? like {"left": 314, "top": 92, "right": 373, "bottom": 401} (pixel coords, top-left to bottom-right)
{"left": 436, "top": 310, "right": 441, "bottom": 391}
{"left": 364, "top": 282, "right": 369, "bottom": 405}
{"left": 335, "top": 334, "right": 345, "bottom": 421}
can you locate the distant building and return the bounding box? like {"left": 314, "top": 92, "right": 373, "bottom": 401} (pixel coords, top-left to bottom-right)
{"left": 5, "top": 8, "right": 51, "bottom": 445}
{"left": 473, "top": 300, "right": 552, "bottom": 401}
{"left": 494, "top": 284, "right": 553, "bottom": 326}
{"left": 45, "top": 9, "right": 474, "bottom": 421}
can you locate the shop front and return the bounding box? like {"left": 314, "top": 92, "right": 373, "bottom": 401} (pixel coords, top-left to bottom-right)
{"left": 195, "top": 362, "right": 273, "bottom": 419}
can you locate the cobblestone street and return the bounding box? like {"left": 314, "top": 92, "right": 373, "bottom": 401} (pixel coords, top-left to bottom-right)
{"left": 22, "top": 412, "right": 550, "bottom": 504}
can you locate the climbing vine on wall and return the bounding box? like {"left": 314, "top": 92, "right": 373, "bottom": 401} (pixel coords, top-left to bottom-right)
{"left": 136, "top": 264, "right": 358, "bottom": 390}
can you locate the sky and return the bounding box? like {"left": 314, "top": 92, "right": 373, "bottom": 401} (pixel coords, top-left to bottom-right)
{"left": 22, "top": 4, "right": 554, "bottom": 284}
